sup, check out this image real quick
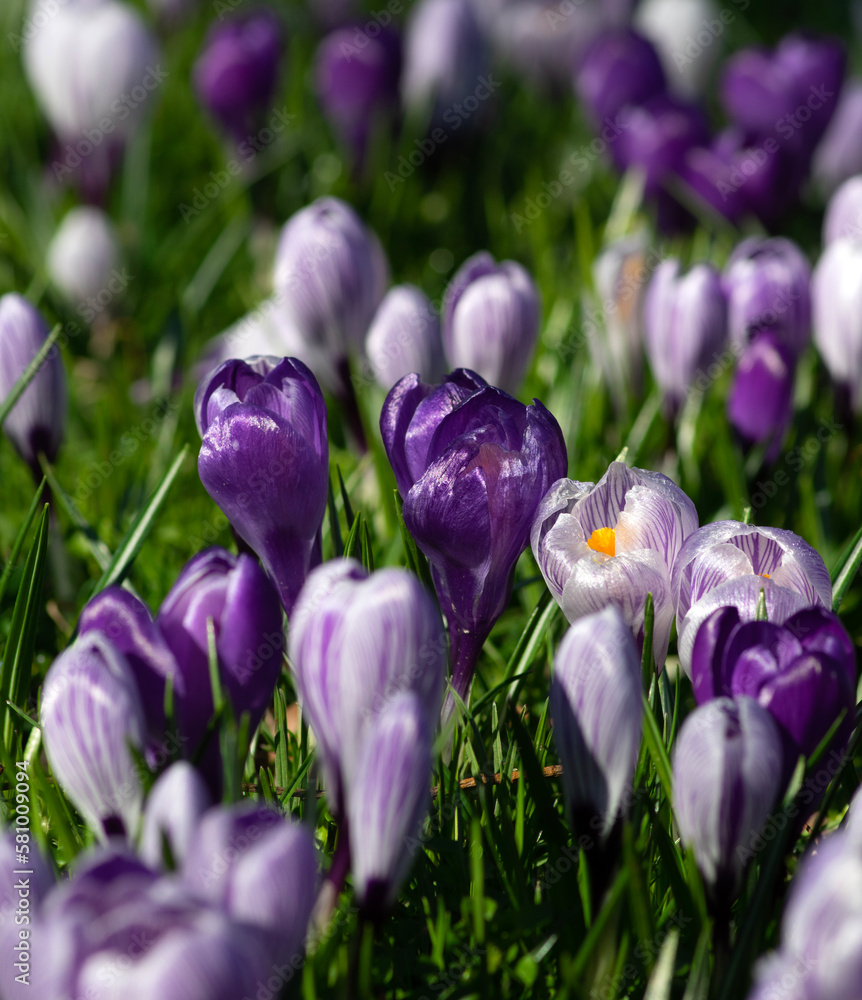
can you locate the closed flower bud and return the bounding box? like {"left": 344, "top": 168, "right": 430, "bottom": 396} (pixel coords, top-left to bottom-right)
{"left": 196, "top": 357, "right": 329, "bottom": 615}
{"left": 643, "top": 258, "right": 727, "bottom": 409}
{"left": 46, "top": 207, "right": 122, "bottom": 310}
{"left": 723, "top": 237, "right": 812, "bottom": 359}
{"left": 673, "top": 696, "right": 784, "bottom": 896}
{"left": 0, "top": 293, "right": 67, "bottom": 472}
{"left": 634, "top": 0, "right": 722, "bottom": 98}
{"left": 193, "top": 8, "right": 282, "bottom": 143}
{"left": 532, "top": 460, "right": 697, "bottom": 665}
{"left": 726, "top": 329, "right": 795, "bottom": 454}
{"left": 348, "top": 692, "right": 432, "bottom": 919}
{"left": 289, "top": 560, "right": 445, "bottom": 812}
{"left": 813, "top": 81, "right": 862, "bottom": 197}
{"left": 442, "top": 252, "right": 540, "bottom": 395}
{"left": 40, "top": 633, "right": 147, "bottom": 840}
{"left": 672, "top": 520, "right": 832, "bottom": 674}
{"left": 140, "top": 762, "right": 212, "bottom": 869}
{"left": 812, "top": 236, "right": 862, "bottom": 410}
{"left": 365, "top": 285, "right": 445, "bottom": 389}
{"left": 382, "top": 371, "right": 567, "bottom": 711}
{"left": 550, "top": 607, "right": 642, "bottom": 838}
{"left": 822, "top": 174, "right": 862, "bottom": 244}
{"left": 574, "top": 29, "right": 666, "bottom": 129}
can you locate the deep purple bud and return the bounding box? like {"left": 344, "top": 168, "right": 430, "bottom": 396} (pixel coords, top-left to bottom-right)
{"left": 723, "top": 237, "right": 812, "bottom": 358}
{"left": 823, "top": 174, "right": 862, "bottom": 244}
{"left": 550, "top": 607, "right": 642, "bottom": 837}
{"left": 364, "top": 285, "right": 445, "bottom": 389}
{"left": 574, "top": 29, "right": 666, "bottom": 129}
{"left": 677, "top": 144, "right": 750, "bottom": 227}
{"left": 196, "top": 356, "right": 329, "bottom": 615}
{"left": 643, "top": 258, "right": 727, "bottom": 408}
{"left": 348, "top": 692, "right": 432, "bottom": 918}
{"left": 272, "top": 198, "right": 389, "bottom": 365}
{"left": 532, "top": 461, "right": 698, "bottom": 665}
{"left": 140, "top": 761, "right": 212, "bottom": 869}
{"left": 442, "top": 253, "right": 541, "bottom": 395}
{"left": 40, "top": 633, "right": 147, "bottom": 840}
{"left": 727, "top": 329, "right": 795, "bottom": 454}
{"left": 156, "top": 548, "right": 285, "bottom": 755}
{"left": 673, "top": 697, "right": 784, "bottom": 895}
{"left": 315, "top": 26, "right": 401, "bottom": 168}
{"left": 812, "top": 236, "right": 862, "bottom": 410}
{"left": 288, "top": 560, "right": 445, "bottom": 812}
{"left": 0, "top": 293, "right": 66, "bottom": 472}
{"left": 813, "top": 80, "right": 862, "bottom": 196}
{"left": 401, "top": 0, "right": 487, "bottom": 128}
{"left": 193, "top": 9, "right": 282, "bottom": 143}
{"left": 384, "top": 374, "right": 567, "bottom": 709}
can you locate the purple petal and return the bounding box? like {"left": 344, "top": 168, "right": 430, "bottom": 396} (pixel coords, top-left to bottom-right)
{"left": 140, "top": 762, "right": 212, "bottom": 870}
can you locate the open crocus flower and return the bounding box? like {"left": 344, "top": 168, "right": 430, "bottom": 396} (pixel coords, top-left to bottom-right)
{"left": 531, "top": 461, "right": 698, "bottom": 664}
{"left": 671, "top": 521, "right": 832, "bottom": 674}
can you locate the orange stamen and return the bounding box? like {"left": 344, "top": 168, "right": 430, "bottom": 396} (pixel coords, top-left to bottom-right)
{"left": 587, "top": 527, "right": 616, "bottom": 557}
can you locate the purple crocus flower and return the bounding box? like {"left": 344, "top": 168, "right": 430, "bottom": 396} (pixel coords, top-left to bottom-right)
{"left": 726, "top": 329, "right": 795, "bottom": 455}
{"left": 193, "top": 9, "right": 282, "bottom": 144}
{"left": 315, "top": 26, "right": 401, "bottom": 168}
{"left": 382, "top": 371, "right": 567, "bottom": 713}
{"left": 574, "top": 28, "right": 666, "bottom": 129}
{"left": 673, "top": 696, "right": 784, "bottom": 896}
{"left": 364, "top": 284, "right": 445, "bottom": 389}
{"left": 40, "top": 633, "right": 147, "bottom": 841}
{"left": 532, "top": 461, "right": 698, "bottom": 665}
{"left": 442, "top": 252, "right": 541, "bottom": 395}
{"left": 690, "top": 605, "right": 856, "bottom": 760}
{"left": 139, "top": 761, "right": 212, "bottom": 870}
{"left": 822, "top": 174, "right": 862, "bottom": 245}
{"left": 0, "top": 293, "right": 67, "bottom": 474}
{"left": 347, "top": 692, "right": 432, "bottom": 919}
{"left": 813, "top": 80, "right": 862, "bottom": 196}
{"left": 672, "top": 520, "right": 832, "bottom": 674}
{"left": 288, "top": 560, "right": 445, "bottom": 813}
{"left": 643, "top": 258, "right": 727, "bottom": 410}
{"left": 196, "top": 356, "right": 329, "bottom": 615}
{"left": 551, "top": 606, "right": 642, "bottom": 838}
{"left": 812, "top": 236, "right": 862, "bottom": 411}
{"left": 723, "top": 237, "right": 812, "bottom": 360}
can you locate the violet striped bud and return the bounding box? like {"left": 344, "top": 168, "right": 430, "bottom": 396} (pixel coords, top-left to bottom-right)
{"left": 550, "top": 607, "right": 642, "bottom": 838}
{"left": 0, "top": 293, "right": 67, "bottom": 472}
{"left": 40, "top": 633, "right": 147, "bottom": 841}
{"left": 574, "top": 29, "right": 666, "bottom": 129}
{"left": 442, "top": 252, "right": 540, "bottom": 395}
{"left": 643, "top": 258, "right": 727, "bottom": 409}
{"left": 193, "top": 9, "right": 282, "bottom": 143}
{"left": 673, "top": 696, "right": 784, "bottom": 896}
{"left": 46, "top": 207, "right": 122, "bottom": 311}
{"left": 196, "top": 356, "right": 329, "bottom": 615}
{"left": 364, "top": 285, "right": 445, "bottom": 389}
{"left": 726, "top": 329, "right": 795, "bottom": 455}
{"left": 812, "top": 236, "right": 862, "bottom": 410}
{"left": 348, "top": 692, "right": 432, "bottom": 919}
{"left": 813, "top": 80, "right": 862, "bottom": 197}
{"left": 822, "top": 174, "right": 862, "bottom": 244}
{"left": 532, "top": 461, "right": 698, "bottom": 665}
{"left": 140, "top": 762, "right": 212, "bottom": 870}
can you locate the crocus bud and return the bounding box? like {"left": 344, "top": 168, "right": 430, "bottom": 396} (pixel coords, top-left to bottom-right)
{"left": 813, "top": 80, "right": 862, "bottom": 196}
{"left": 532, "top": 461, "right": 697, "bottom": 665}
{"left": 442, "top": 252, "right": 540, "bottom": 395}
{"left": 812, "top": 237, "right": 862, "bottom": 410}
{"left": 41, "top": 633, "right": 147, "bottom": 840}
{"left": 822, "top": 174, "right": 862, "bottom": 244}
{"left": 140, "top": 762, "right": 212, "bottom": 870}
{"left": 0, "top": 293, "right": 67, "bottom": 472}
{"left": 574, "top": 29, "right": 666, "bottom": 128}
{"left": 348, "top": 692, "right": 432, "bottom": 919}
{"left": 193, "top": 9, "right": 282, "bottom": 143}
{"left": 315, "top": 26, "right": 401, "bottom": 168}
{"left": 723, "top": 237, "right": 812, "bottom": 359}
{"left": 634, "top": 0, "right": 722, "bottom": 97}
{"left": 23, "top": 0, "right": 160, "bottom": 199}
{"left": 550, "top": 607, "right": 642, "bottom": 838}
{"left": 364, "top": 285, "right": 445, "bottom": 389}
{"left": 196, "top": 357, "right": 329, "bottom": 615}
{"left": 673, "top": 697, "right": 784, "bottom": 896}
{"left": 289, "top": 560, "right": 445, "bottom": 812}
{"left": 727, "top": 329, "right": 795, "bottom": 455}
{"left": 401, "top": 0, "right": 487, "bottom": 127}
{"left": 46, "top": 206, "right": 122, "bottom": 311}
{"left": 643, "top": 258, "right": 727, "bottom": 409}
{"left": 382, "top": 371, "right": 567, "bottom": 711}
{"left": 272, "top": 198, "right": 389, "bottom": 372}
{"left": 672, "top": 520, "right": 832, "bottom": 674}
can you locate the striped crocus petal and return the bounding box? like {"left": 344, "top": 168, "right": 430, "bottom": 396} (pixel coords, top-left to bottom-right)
{"left": 40, "top": 633, "right": 147, "bottom": 841}
{"left": 347, "top": 692, "right": 432, "bottom": 918}
{"left": 550, "top": 607, "right": 642, "bottom": 837}
{"left": 812, "top": 236, "right": 862, "bottom": 411}
{"left": 288, "top": 560, "right": 445, "bottom": 812}
{"left": 140, "top": 762, "right": 212, "bottom": 870}
{"left": 673, "top": 696, "right": 784, "bottom": 894}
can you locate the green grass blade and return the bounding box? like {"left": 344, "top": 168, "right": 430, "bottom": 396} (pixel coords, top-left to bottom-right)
{"left": 0, "top": 475, "right": 46, "bottom": 607}
{"left": 831, "top": 523, "right": 862, "bottom": 611}
{"left": 0, "top": 323, "right": 62, "bottom": 431}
